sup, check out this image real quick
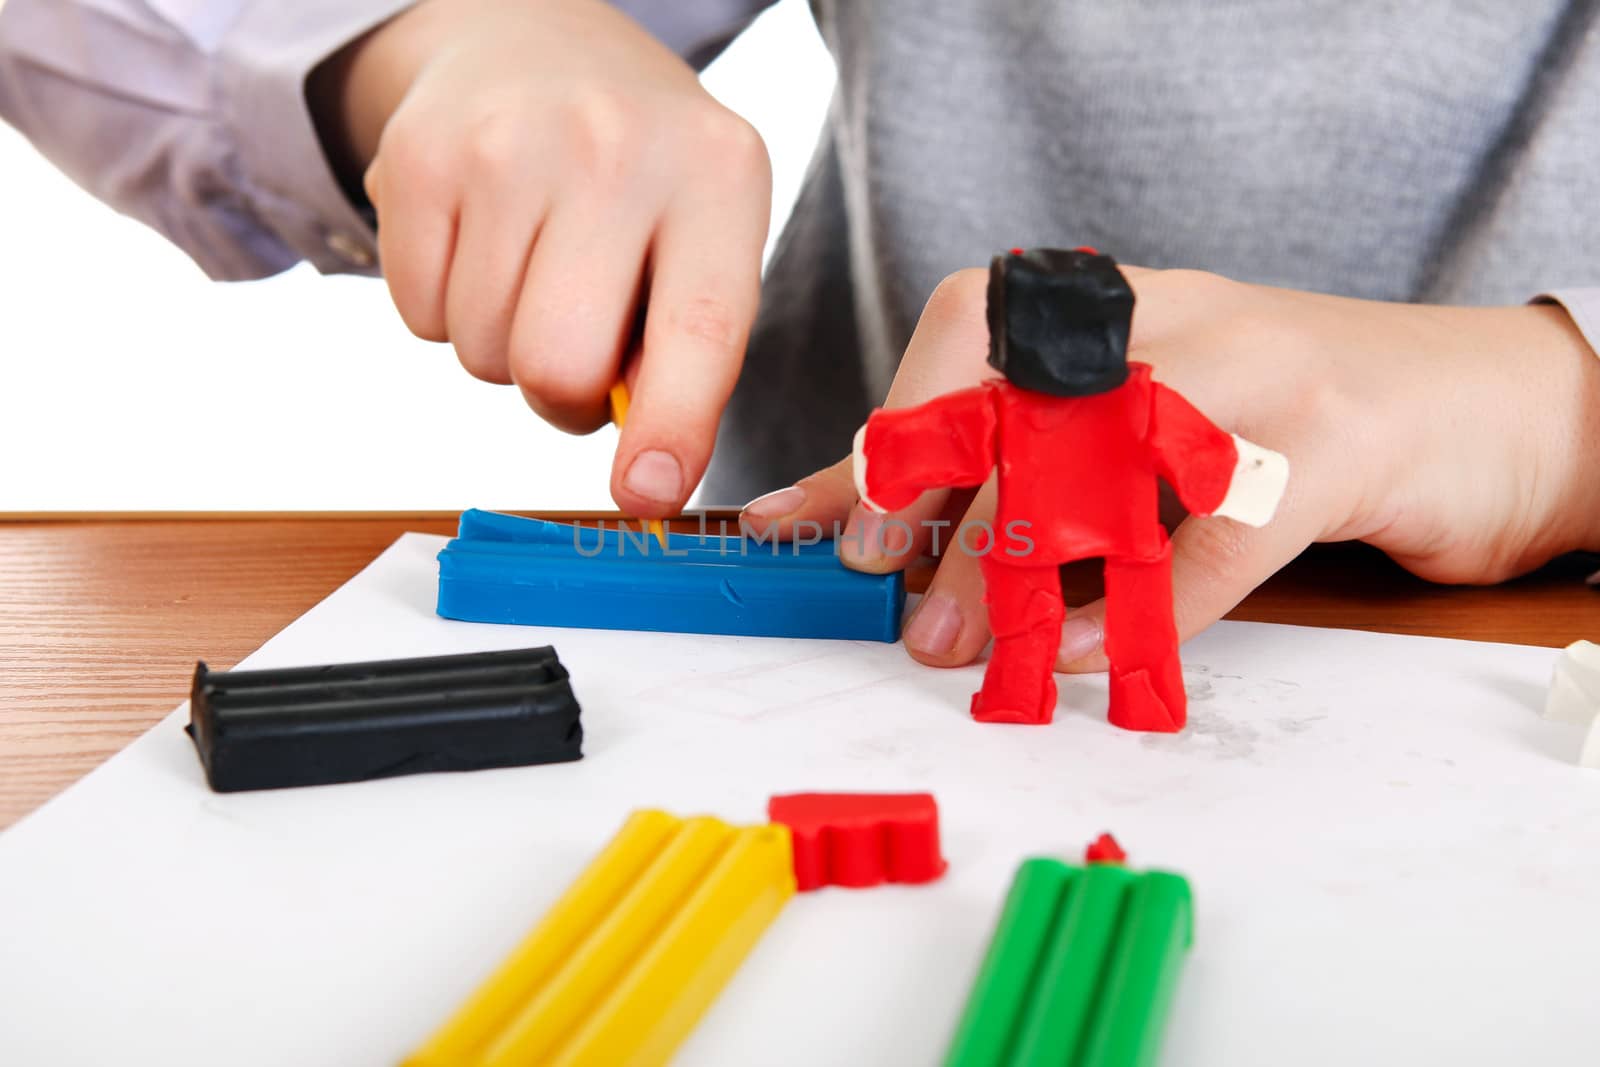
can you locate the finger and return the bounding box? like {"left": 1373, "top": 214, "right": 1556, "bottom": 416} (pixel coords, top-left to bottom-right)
{"left": 443, "top": 165, "right": 550, "bottom": 385}
{"left": 738, "top": 455, "right": 858, "bottom": 542}
{"left": 900, "top": 479, "right": 998, "bottom": 666}
{"left": 612, "top": 172, "right": 768, "bottom": 518}
{"left": 839, "top": 266, "right": 999, "bottom": 571}
{"left": 1056, "top": 497, "right": 1319, "bottom": 673}
{"left": 365, "top": 150, "right": 457, "bottom": 343}
{"left": 507, "top": 200, "right": 654, "bottom": 434}
{"left": 881, "top": 267, "right": 996, "bottom": 404}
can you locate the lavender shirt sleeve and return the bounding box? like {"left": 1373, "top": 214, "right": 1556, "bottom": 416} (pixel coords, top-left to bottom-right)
{"left": 0, "top": 0, "right": 415, "bottom": 280}
{"left": 0, "top": 1, "right": 770, "bottom": 281}
{"left": 610, "top": 0, "right": 775, "bottom": 68}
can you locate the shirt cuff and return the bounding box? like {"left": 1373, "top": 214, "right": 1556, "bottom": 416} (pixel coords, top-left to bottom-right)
{"left": 1534, "top": 289, "right": 1600, "bottom": 587}
{"left": 608, "top": 0, "right": 772, "bottom": 69}
{"left": 1535, "top": 288, "right": 1600, "bottom": 361}
{"left": 216, "top": 2, "right": 417, "bottom": 277}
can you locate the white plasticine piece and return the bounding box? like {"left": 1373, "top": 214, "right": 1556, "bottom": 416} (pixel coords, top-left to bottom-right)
{"left": 1581, "top": 718, "right": 1600, "bottom": 770}
{"left": 852, "top": 424, "right": 889, "bottom": 514}
{"left": 1213, "top": 434, "right": 1290, "bottom": 528}
{"left": 1542, "top": 640, "right": 1600, "bottom": 725}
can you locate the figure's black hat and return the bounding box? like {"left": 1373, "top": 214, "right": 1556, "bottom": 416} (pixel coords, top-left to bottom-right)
{"left": 987, "top": 247, "right": 1134, "bottom": 397}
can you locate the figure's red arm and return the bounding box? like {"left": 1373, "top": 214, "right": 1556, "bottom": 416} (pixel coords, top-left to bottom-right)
{"left": 1149, "top": 381, "right": 1238, "bottom": 516}
{"left": 857, "top": 385, "right": 998, "bottom": 512}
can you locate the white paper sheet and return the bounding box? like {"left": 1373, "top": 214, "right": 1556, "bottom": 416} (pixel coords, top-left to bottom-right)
{"left": 0, "top": 533, "right": 1595, "bottom": 1066}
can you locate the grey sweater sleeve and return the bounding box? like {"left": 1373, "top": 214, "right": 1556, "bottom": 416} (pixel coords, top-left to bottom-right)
{"left": 1539, "top": 290, "right": 1600, "bottom": 362}
{"left": 1537, "top": 289, "right": 1600, "bottom": 586}
{"left": 0, "top": 0, "right": 771, "bottom": 281}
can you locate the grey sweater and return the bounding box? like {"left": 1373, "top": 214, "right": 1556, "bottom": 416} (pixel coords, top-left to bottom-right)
{"left": 3, "top": 0, "right": 1597, "bottom": 503}
{"left": 713, "top": 0, "right": 1600, "bottom": 502}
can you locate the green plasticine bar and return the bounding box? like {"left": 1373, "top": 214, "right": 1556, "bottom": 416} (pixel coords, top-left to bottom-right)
{"left": 944, "top": 858, "right": 1194, "bottom": 1067}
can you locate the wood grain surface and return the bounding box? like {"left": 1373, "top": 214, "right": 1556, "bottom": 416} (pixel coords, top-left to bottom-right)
{"left": 1, "top": 515, "right": 1595, "bottom": 830}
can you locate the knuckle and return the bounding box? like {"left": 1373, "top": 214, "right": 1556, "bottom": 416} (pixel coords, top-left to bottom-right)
{"left": 361, "top": 161, "right": 382, "bottom": 205}
{"left": 1288, "top": 367, "right": 1346, "bottom": 442}
{"left": 695, "top": 108, "right": 770, "bottom": 179}
{"left": 657, "top": 295, "right": 746, "bottom": 356}
{"left": 1233, "top": 324, "right": 1339, "bottom": 440}
{"left": 460, "top": 107, "right": 525, "bottom": 172}
{"left": 1189, "top": 512, "right": 1253, "bottom": 569}
{"left": 377, "top": 117, "right": 451, "bottom": 190}
{"left": 564, "top": 87, "right": 639, "bottom": 177}
{"left": 389, "top": 275, "right": 447, "bottom": 343}
{"left": 509, "top": 327, "right": 605, "bottom": 413}
{"left": 1134, "top": 269, "right": 1241, "bottom": 336}
{"left": 451, "top": 332, "right": 512, "bottom": 386}
{"left": 397, "top": 307, "right": 447, "bottom": 345}
{"left": 1157, "top": 267, "right": 1236, "bottom": 298}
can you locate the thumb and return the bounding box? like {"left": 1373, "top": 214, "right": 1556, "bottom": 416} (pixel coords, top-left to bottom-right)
{"left": 1056, "top": 505, "right": 1315, "bottom": 674}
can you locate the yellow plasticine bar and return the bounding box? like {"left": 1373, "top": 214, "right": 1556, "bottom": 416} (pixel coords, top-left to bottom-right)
{"left": 406, "top": 810, "right": 795, "bottom": 1067}
{"left": 405, "top": 810, "right": 681, "bottom": 1067}
{"left": 530, "top": 823, "right": 795, "bottom": 1067}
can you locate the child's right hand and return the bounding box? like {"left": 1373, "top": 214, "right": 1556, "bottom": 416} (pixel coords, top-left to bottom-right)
{"left": 321, "top": 0, "right": 772, "bottom": 517}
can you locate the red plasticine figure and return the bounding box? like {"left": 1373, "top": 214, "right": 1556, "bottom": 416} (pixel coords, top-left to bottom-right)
{"left": 852, "top": 249, "right": 1289, "bottom": 731}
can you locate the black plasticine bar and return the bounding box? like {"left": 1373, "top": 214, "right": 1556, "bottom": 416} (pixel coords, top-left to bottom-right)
{"left": 186, "top": 646, "right": 582, "bottom": 792}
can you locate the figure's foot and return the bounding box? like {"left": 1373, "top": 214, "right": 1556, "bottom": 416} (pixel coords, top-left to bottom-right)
{"left": 971, "top": 676, "right": 1057, "bottom": 725}
{"left": 1107, "top": 668, "right": 1184, "bottom": 732}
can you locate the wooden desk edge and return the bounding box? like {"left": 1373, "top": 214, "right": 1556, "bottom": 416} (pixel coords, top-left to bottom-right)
{"left": 1, "top": 514, "right": 1594, "bottom": 832}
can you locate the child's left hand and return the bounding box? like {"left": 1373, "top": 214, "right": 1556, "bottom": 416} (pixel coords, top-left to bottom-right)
{"left": 739, "top": 266, "right": 1600, "bottom": 674}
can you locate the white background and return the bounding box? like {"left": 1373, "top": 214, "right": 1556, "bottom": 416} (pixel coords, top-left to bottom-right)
{"left": 0, "top": 0, "right": 835, "bottom": 511}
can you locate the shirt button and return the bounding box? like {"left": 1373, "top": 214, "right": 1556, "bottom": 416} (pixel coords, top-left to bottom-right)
{"left": 325, "top": 231, "right": 375, "bottom": 267}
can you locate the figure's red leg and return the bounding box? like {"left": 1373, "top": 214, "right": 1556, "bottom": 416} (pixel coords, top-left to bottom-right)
{"left": 971, "top": 556, "right": 1064, "bottom": 724}
{"left": 1103, "top": 536, "right": 1187, "bottom": 732}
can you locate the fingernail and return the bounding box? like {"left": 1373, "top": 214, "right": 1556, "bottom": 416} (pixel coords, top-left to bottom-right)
{"left": 740, "top": 485, "right": 806, "bottom": 522}
{"left": 622, "top": 450, "right": 683, "bottom": 505}
{"left": 1058, "top": 616, "right": 1103, "bottom": 664}
{"left": 840, "top": 511, "right": 884, "bottom": 565}
{"left": 904, "top": 594, "right": 963, "bottom": 656}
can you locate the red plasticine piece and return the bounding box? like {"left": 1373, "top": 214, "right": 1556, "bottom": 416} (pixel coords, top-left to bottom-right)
{"left": 1084, "top": 833, "right": 1127, "bottom": 864}
{"left": 767, "top": 793, "right": 948, "bottom": 891}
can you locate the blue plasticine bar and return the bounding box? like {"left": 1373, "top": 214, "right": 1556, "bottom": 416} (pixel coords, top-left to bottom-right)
{"left": 436, "top": 510, "right": 906, "bottom": 642}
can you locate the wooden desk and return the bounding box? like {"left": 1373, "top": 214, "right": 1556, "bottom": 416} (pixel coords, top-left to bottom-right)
{"left": 1, "top": 515, "right": 1594, "bottom": 830}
